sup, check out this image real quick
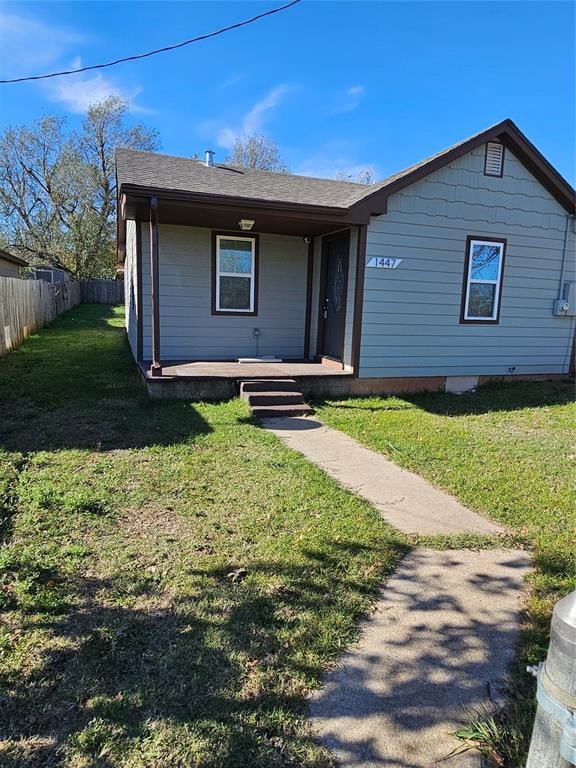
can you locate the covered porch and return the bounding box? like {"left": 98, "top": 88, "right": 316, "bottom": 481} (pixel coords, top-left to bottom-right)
{"left": 121, "top": 184, "right": 371, "bottom": 397}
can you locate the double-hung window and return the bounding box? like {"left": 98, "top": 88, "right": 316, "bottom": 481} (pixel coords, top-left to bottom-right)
{"left": 461, "top": 237, "right": 506, "bottom": 322}
{"left": 214, "top": 234, "right": 258, "bottom": 314}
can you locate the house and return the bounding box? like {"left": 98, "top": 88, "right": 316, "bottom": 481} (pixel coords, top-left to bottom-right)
{"left": 116, "top": 119, "right": 575, "bottom": 400}
{"left": 0, "top": 249, "right": 27, "bottom": 279}
{"left": 26, "top": 265, "right": 71, "bottom": 283}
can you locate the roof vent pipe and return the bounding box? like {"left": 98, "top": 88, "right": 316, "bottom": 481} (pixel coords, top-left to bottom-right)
{"left": 205, "top": 149, "right": 215, "bottom": 167}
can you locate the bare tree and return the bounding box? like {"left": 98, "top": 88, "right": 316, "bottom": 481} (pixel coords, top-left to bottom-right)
{"left": 0, "top": 97, "right": 160, "bottom": 277}
{"left": 334, "top": 167, "right": 376, "bottom": 184}
{"left": 225, "top": 134, "right": 289, "bottom": 173}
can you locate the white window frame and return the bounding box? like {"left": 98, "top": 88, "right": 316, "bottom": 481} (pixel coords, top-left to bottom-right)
{"left": 463, "top": 238, "right": 505, "bottom": 322}
{"left": 215, "top": 235, "right": 256, "bottom": 313}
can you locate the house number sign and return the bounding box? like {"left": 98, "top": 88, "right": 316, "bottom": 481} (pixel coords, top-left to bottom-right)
{"left": 367, "top": 257, "right": 402, "bottom": 269}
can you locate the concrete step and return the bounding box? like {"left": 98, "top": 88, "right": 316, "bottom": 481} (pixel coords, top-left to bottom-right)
{"left": 251, "top": 403, "right": 315, "bottom": 419}
{"left": 243, "top": 391, "right": 305, "bottom": 406}
{"left": 240, "top": 379, "right": 298, "bottom": 394}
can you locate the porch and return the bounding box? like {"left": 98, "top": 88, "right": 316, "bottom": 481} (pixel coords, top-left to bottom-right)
{"left": 119, "top": 165, "right": 374, "bottom": 399}
{"left": 140, "top": 359, "right": 354, "bottom": 400}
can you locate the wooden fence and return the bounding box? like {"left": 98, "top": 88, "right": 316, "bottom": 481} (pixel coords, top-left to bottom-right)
{"left": 0, "top": 277, "right": 125, "bottom": 357}
{"left": 80, "top": 279, "right": 124, "bottom": 304}
{"left": 0, "top": 277, "right": 82, "bottom": 356}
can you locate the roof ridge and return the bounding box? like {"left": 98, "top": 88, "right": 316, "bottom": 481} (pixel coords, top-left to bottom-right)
{"left": 116, "top": 146, "right": 369, "bottom": 188}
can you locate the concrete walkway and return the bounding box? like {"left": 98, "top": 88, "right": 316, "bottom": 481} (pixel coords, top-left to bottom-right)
{"left": 261, "top": 417, "right": 501, "bottom": 535}
{"left": 260, "top": 416, "right": 531, "bottom": 768}
{"left": 310, "top": 549, "right": 532, "bottom": 768}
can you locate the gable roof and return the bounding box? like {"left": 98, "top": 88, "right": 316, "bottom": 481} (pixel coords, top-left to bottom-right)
{"left": 0, "top": 249, "right": 27, "bottom": 267}
{"left": 116, "top": 149, "right": 368, "bottom": 209}
{"left": 348, "top": 118, "right": 575, "bottom": 214}
{"left": 117, "top": 119, "right": 575, "bottom": 216}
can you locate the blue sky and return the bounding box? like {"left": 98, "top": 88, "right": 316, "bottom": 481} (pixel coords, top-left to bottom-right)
{"left": 0, "top": 0, "right": 574, "bottom": 183}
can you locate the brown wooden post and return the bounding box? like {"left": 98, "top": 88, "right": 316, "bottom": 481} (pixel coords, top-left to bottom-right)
{"left": 350, "top": 224, "right": 367, "bottom": 376}
{"left": 303, "top": 237, "right": 314, "bottom": 360}
{"left": 149, "top": 197, "right": 162, "bottom": 376}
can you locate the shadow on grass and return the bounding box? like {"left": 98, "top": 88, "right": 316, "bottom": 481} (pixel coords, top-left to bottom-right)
{"left": 0, "top": 544, "right": 527, "bottom": 768}
{"left": 0, "top": 540, "right": 405, "bottom": 768}
{"left": 0, "top": 305, "right": 213, "bottom": 453}
{"left": 314, "top": 379, "right": 574, "bottom": 418}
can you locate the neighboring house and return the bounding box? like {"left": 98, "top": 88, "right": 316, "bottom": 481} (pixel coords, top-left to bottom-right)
{"left": 26, "top": 265, "right": 71, "bottom": 283}
{"left": 116, "top": 119, "right": 576, "bottom": 399}
{"left": 0, "top": 249, "right": 27, "bottom": 278}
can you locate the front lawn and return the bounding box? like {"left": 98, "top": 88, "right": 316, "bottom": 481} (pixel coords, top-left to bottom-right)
{"left": 0, "top": 305, "right": 403, "bottom": 768}
{"left": 315, "top": 383, "right": 575, "bottom": 764}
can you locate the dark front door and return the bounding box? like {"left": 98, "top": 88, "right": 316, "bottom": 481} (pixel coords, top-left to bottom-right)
{"left": 321, "top": 233, "right": 349, "bottom": 360}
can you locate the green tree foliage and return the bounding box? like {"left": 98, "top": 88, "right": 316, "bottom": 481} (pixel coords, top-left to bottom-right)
{"left": 225, "top": 134, "right": 289, "bottom": 173}
{"left": 0, "top": 97, "right": 160, "bottom": 277}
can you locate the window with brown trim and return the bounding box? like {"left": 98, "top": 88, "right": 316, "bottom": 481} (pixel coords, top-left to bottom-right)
{"left": 461, "top": 236, "right": 506, "bottom": 323}
{"left": 212, "top": 233, "right": 259, "bottom": 316}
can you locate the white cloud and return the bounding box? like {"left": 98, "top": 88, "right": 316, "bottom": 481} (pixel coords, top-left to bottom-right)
{"left": 0, "top": 12, "right": 81, "bottom": 76}
{"left": 334, "top": 84, "right": 365, "bottom": 114}
{"left": 209, "top": 85, "right": 291, "bottom": 149}
{"left": 218, "top": 73, "right": 245, "bottom": 89}
{"left": 295, "top": 141, "right": 378, "bottom": 182}
{"left": 242, "top": 85, "right": 289, "bottom": 135}
{"left": 216, "top": 127, "right": 237, "bottom": 150}
{"left": 0, "top": 13, "right": 142, "bottom": 113}
{"left": 45, "top": 57, "right": 142, "bottom": 114}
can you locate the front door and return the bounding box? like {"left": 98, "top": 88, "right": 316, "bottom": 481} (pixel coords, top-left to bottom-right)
{"left": 322, "top": 233, "right": 349, "bottom": 360}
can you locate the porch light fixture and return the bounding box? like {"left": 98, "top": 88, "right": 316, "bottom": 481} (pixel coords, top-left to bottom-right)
{"left": 239, "top": 219, "right": 255, "bottom": 231}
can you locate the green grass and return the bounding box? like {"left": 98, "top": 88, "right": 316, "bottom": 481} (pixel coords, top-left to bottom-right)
{"left": 314, "top": 384, "right": 576, "bottom": 766}
{"left": 0, "top": 305, "right": 405, "bottom": 768}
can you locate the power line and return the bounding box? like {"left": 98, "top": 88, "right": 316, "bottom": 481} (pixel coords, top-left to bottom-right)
{"left": 0, "top": 0, "right": 302, "bottom": 85}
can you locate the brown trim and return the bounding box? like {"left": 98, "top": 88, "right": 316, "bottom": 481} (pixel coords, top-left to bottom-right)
{"left": 315, "top": 229, "right": 351, "bottom": 361}
{"left": 149, "top": 197, "right": 162, "bottom": 375}
{"left": 303, "top": 237, "right": 314, "bottom": 359}
{"left": 484, "top": 141, "right": 505, "bottom": 177}
{"left": 460, "top": 235, "right": 507, "bottom": 324}
{"left": 211, "top": 230, "right": 260, "bottom": 317}
{"left": 122, "top": 184, "right": 360, "bottom": 221}
{"left": 350, "top": 224, "right": 367, "bottom": 376}
{"left": 135, "top": 220, "right": 143, "bottom": 362}
{"left": 315, "top": 239, "right": 328, "bottom": 357}
{"left": 352, "top": 119, "right": 575, "bottom": 216}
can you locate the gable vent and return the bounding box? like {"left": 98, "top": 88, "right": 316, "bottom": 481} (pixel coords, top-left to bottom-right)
{"left": 484, "top": 142, "right": 504, "bottom": 177}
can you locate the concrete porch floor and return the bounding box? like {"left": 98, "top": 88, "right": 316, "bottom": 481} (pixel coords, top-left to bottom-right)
{"left": 141, "top": 360, "right": 353, "bottom": 380}
{"left": 139, "top": 360, "right": 354, "bottom": 399}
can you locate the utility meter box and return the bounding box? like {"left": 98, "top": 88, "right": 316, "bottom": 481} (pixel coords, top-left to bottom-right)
{"left": 554, "top": 282, "right": 576, "bottom": 316}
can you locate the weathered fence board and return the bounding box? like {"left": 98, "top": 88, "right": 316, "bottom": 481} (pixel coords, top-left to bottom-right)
{"left": 80, "top": 279, "right": 124, "bottom": 304}
{"left": 0, "top": 277, "right": 81, "bottom": 356}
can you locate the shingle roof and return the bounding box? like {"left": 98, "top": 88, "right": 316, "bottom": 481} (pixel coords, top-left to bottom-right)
{"left": 116, "top": 120, "right": 575, "bottom": 215}
{"left": 116, "top": 149, "right": 368, "bottom": 208}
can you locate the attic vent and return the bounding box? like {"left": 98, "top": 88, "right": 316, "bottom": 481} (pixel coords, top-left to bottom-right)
{"left": 484, "top": 142, "right": 504, "bottom": 177}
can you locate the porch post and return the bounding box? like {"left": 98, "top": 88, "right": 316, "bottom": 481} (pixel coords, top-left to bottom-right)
{"left": 149, "top": 196, "right": 162, "bottom": 376}
{"left": 350, "top": 224, "right": 367, "bottom": 376}
{"left": 303, "top": 237, "right": 314, "bottom": 360}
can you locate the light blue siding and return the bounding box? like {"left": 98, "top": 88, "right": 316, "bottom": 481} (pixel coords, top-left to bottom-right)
{"left": 140, "top": 224, "right": 308, "bottom": 360}
{"left": 359, "top": 146, "right": 575, "bottom": 378}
